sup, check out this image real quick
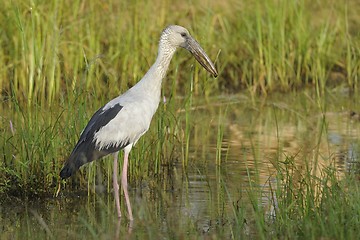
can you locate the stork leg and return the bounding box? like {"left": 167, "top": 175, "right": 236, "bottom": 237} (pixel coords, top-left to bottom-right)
{"left": 121, "top": 147, "right": 133, "bottom": 221}
{"left": 113, "top": 152, "right": 121, "bottom": 218}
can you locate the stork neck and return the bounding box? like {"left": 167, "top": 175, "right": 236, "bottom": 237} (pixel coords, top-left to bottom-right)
{"left": 135, "top": 44, "right": 176, "bottom": 96}
{"left": 153, "top": 45, "right": 177, "bottom": 79}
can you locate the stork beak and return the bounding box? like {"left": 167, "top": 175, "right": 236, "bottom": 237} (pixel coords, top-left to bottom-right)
{"left": 184, "top": 37, "right": 218, "bottom": 77}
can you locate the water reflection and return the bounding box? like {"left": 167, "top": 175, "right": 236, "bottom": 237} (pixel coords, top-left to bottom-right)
{"left": 2, "top": 91, "right": 360, "bottom": 238}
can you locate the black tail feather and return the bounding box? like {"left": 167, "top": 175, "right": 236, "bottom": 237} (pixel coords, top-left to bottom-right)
{"left": 60, "top": 163, "right": 76, "bottom": 179}
{"left": 59, "top": 150, "right": 89, "bottom": 179}
{"left": 59, "top": 141, "right": 126, "bottom": 179}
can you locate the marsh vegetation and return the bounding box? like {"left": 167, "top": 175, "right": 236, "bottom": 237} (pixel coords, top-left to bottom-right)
{"left": 1, "top": 0, "right": 360, "bottom": 239}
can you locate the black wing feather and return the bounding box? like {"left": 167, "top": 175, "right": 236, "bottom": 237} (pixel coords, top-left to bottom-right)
{"left": 60, "top": 103, "right": 129, "bottom": 179}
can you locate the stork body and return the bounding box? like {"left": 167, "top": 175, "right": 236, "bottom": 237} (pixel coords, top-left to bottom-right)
{"left": 60, "top": 25, "right": 218, "bottom": 220}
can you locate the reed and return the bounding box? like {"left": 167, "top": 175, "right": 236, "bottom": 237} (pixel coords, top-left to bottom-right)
{"left": 1, "top": 0, "right": 360, "bottom": 237}
{"left": 2, "top": 90, "right": 360, "bottom": 238}
{"left": 1, "top": 0, "right": 359, "bottom": 105}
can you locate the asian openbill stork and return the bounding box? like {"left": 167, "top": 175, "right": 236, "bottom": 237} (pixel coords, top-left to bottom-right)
{"left": 60, "top": 25, "right": 218, "bottom": 221}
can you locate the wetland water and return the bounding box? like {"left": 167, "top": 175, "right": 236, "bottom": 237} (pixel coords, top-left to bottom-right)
{"left": 1, "top": 90, "right": 360, "bottom": 239}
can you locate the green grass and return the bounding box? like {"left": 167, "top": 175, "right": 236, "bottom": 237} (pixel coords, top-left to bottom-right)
{"left": 3, "top": 165, "right": 360, "bottom": 239}
{"left": 1, "top": 0, "right": 360, "bottom": 104}
{"left": 2, "top": 90, "right": 360, "bottom": 238}
{"left": 222, "top": 154, "right": 360, "bottom": 239}
{"left": 1, "top": 0, "right": 360, "bottom": 238}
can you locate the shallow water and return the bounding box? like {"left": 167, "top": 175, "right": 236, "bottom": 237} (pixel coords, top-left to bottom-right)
{"left": 1, "top": 90, "right": 360, "bottom": 239}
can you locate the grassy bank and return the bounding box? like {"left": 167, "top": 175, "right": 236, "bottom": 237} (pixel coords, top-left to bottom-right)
{"left": 0, "top": 0, "right": 359, "bottom": 105}
{"left": 2, "top": 91, "right": 360, "bottom": 239}
{"left": 1, "top": 87, "right": 360, "bottom": 238}
{"left": 1, "top": 0, "right": 360, "bottom": 238}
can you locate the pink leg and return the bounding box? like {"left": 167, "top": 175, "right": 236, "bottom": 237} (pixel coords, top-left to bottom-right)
{"left": 121, "top": 148, "right": 134, "bottom": 221}
{"left": 113, "top": 152, "right": 121, "bottom": 218}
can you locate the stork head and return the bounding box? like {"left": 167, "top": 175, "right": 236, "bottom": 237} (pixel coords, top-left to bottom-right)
{"left": 160, "top": 25, "right": 218, "bottom": 77}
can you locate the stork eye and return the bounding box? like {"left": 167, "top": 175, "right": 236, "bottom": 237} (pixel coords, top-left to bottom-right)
{"left": 180, "top": 32, "right": 187, "bottom": 37}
